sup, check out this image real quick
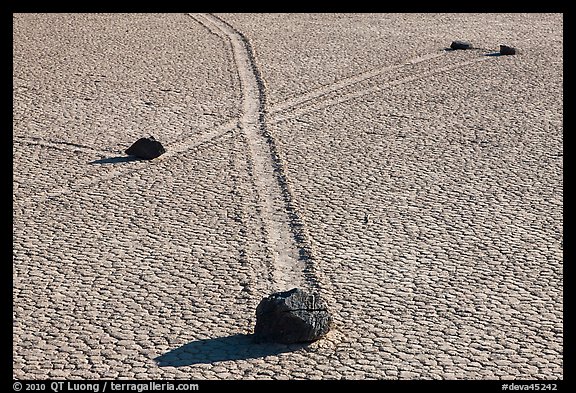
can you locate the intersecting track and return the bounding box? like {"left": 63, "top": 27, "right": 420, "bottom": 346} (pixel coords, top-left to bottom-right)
{"left": 14, "top": 15, "right": 500, "bottom": 293}
{"left": 15, "top": 31, "right": 495, "bottom": 213}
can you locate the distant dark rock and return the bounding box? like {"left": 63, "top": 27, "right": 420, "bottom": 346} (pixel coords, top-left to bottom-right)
{"left": 254, "top": 288, "right": 332, "bottom": 344}
{"left": 450, "top": 40, "right": 472, "bottom": 50}
{"left": 125, "top": 136, "right": 165, "bottom": 160}
{"left": 499, "top": 45, "right": 517, "bottom": 55}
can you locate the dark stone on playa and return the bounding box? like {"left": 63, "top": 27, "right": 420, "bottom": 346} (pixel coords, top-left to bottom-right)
{"left": 254, "top": 288, "right": 332, "bottom": 344}
{"left": 125, "top": 136, "right": 165, "bottom": 160}
{"left": 500, "top": 45, "right": 516, "bottom": 55}
{"left": 450, "top": 40, "right": 472, "bottom": 50}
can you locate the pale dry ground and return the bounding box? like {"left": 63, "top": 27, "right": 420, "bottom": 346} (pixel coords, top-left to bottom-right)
{"left": 13, "top": 13, "right": 562, "bottom": 380}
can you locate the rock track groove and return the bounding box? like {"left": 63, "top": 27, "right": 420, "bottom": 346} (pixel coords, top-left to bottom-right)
{"left": 268, "top": 53, "right": 493, "bottom": 125}
{"left": 190, "top": 13, "right": 317, "bottom": 291}
{"left": 15, "top": 119, "right": 239, "bottom": 207}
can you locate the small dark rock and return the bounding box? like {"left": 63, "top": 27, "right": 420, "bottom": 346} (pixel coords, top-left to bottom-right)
{"left": 125, "top": 136, "right": 165, "bottom": 160}
{"left": 254, "top": 288, "right": 332, "bottom": 344}
{"left": 500, "top": 45, "right": 517, "bottom": 55}
{"left": 450, "top": 40, "right": 472, "bottom": 50}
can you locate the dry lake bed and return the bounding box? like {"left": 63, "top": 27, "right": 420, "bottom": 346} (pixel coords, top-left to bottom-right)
{"left": 13, "top": 13, "right": 563, "bottom": 379}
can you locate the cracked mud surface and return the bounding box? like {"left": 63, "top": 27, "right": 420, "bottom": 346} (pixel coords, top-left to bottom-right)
{"left": 13, "top": 13, "right": 562, "bottom": 380}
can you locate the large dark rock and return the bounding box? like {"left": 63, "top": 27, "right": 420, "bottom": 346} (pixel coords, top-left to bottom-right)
{"left": 450, "top": 40, "right": 472, "bottom": 50}
{"left": 254, "top": 288, "right": 332, "bottom": 344}
{"left": 499, "top": 45, "right": 517, "bottom": 55}
{"left": 125, "top": 136, "right": 165, "bottom": 160}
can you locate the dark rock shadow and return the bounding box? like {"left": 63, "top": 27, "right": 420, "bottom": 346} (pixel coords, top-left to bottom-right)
{"left": 444, "top": 48, "right": 503, "bottom": 56}
{"left": 443, "top": 47, "right": 473, "bottom": 52}
{"left": 88, "top": 155, "right": 142, "bottom": 164}
{"left": 154, "top": 333, "right": 309, "bottom": 367}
